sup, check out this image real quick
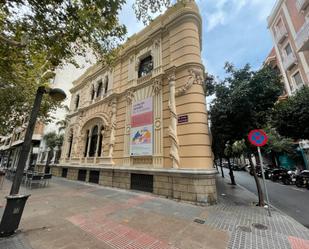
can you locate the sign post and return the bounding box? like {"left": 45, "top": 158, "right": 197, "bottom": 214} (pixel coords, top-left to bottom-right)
{"left": 248, "top": 129, "right": 271, "bottom": 217}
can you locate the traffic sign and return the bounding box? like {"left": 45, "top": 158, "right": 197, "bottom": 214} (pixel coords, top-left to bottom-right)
{"left": 248, "top": 129, "right": 268, "bottom": 147}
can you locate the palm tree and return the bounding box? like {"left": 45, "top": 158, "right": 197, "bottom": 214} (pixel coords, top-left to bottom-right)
{"left": 56, "top": 105, "right": 70, "bottom": 133}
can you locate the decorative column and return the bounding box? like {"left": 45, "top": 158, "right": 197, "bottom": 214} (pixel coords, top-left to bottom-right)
{"left": 152, "top": 39, "right": 162, "bottom": 75}
{"left": 51, "top": 146, "right": 59, "bottom": 164}
{"left": 94, "top": 125, "right": 103, "bottom": 164}
{"left": 85, "top": 129, "right": 92, "bottom": 163}
{"left": 153, "top": 79, "right": 163, "bottom": 168}
{"left": 108, "top": 99, "right": 117, "bottom": 162}
{"left": 100, "top": 128, "right": 105, "bottom": 157}
{"left": 168, "top": 73, "right": 180, "bottom": 168}
{"left": 123, "top": 90, "right": 135, "bottom": 166}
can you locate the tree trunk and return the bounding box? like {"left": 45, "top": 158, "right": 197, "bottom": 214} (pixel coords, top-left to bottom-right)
{"left": 227, "top": 157, "right": 236, "bottom": 185}
{"left": 248, "top": 154, "right": 265, "bottom": 206}
{"left": 219, "top": 157, "right": 224, "bottom": 178}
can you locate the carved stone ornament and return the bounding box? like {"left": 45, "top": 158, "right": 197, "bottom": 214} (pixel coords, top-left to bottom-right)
{"left": 126, "top": 90, "right": 135, "bottom": 104}
{"left": 155, "top": 119, "right": 161, "bottom": 129}
{"left": 153, "top": 39, "right": 160, "bottom": 48}
{"left": 168, "top": 73, "right": 180, "bottom": 168}
{"left": 108, "top": 98, "right": 117, "bottom": 158}
{"left": 168, "top": 72, "right": 176, "bottom": 83}
{"left": 152, "top": 78, "right": 162, "bottom": 95}
{"left": 176, "top": 68, "right": 204, "bottom": 97}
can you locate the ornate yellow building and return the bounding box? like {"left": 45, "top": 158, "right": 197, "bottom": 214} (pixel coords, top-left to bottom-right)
{"left": 52, "top": 0, "right": 217, "bottom": 204}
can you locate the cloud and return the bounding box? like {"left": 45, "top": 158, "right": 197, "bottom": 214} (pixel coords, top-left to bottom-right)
{"left": 201, "top": 0, "right": 275, "bottom": 32}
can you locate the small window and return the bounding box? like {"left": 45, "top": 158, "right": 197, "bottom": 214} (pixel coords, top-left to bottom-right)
{"left": 138, "top": 55, "right": 153, "bottom": 78}
{"left": 293, "top": 71, "right": 303, "bottom": 86}
{"left": 75, "top": 95, "right": 80, "bottom": 110}
{"left": 96, "top": 81, "right": 102, "bottom": 98}
{"left": 275, "top": 19, "right": 284, "bottom": 34}
{"left": 284, "top": 43, "right": 292, "bottom": 56}
{"left": 104, "top": 76, "right": 109, "bottom": 94}
{"left": 91, "top": 85, "right": 95, "bottom": 100}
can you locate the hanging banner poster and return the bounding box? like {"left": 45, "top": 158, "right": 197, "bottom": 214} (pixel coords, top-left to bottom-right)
{"left": 130, "top": 97, "right": 153, "bottom": 156}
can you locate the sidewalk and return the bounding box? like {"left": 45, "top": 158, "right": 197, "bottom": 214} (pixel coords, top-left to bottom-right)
{"left": 0, "top": 175, "right": 308, "bottom": 249}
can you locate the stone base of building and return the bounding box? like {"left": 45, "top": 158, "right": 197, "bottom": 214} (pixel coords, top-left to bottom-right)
{"left": 40, "top": 164, "right": 218, "bottom": 205}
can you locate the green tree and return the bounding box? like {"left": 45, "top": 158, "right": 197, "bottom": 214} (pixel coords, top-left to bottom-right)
{"left": 43, "top": 132, "right": 64, "bottom": 149}
{"left": 0, "top": 0, "right": 177, "bottom": 134}
{"left": 56, "top": 105, "right": 70, "bottom": 133}
{"left": 210, "top": 63, "right": 283, "bottom": 206}
{"left": 272, "top": 86, "right": 309, "bottom": 140}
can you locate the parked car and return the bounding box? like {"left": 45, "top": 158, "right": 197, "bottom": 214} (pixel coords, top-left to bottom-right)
{"left": 269, "top": 168, "right": 289, "bottom": 182}
{"left": 295, "top": 170, "right": 309, "bottom": 188}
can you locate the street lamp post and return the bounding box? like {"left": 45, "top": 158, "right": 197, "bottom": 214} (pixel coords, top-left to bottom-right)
{"left": 0, "top": 86, "right": 66, "bottom": 237}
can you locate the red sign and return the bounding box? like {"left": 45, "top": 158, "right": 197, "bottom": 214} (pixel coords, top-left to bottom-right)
{"left": 248, "top": 129, "right": 268, "bottom": 147}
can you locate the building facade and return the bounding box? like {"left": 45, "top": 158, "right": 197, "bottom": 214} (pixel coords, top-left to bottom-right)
{"left": 0, "top": 121, "right": 44, "bottom": 170}
{"left": 51, "top": 1, "right": 217, "bottom": 204}
{"left": 268, "top": 0, "right": 309, "bottom": 95}
{"left": 267, "top": 0, "right": 309, "bottom": 169}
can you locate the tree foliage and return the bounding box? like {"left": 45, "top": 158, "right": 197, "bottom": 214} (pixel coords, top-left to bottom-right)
{"left": 0, "top": 0, "right": 175, "bottom": 134}
{"left": 263, "top": 126, "right": 295, "bottom": 156}
{"left": 210, "top": 63, "right": 283, "bottom": 205}
{"left": 43, "top": 131, "right": 64, "bottom": 149}
{"left": 272, "top": 86, "right": 309, "bottom": 140}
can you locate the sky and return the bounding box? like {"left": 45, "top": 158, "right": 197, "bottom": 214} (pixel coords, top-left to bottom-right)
{"left": 119, "top": 0, "right": 277, "bottom": 79}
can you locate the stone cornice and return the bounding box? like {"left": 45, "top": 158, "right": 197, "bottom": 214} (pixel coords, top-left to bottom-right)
{"left": 71, "top": 1, "right": 202, "bottom": 91}
{"left": 267, "top": 0, "right": 284, "bottom": 27}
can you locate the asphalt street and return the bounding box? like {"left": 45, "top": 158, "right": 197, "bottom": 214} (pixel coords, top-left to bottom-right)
{"left": 221, "top": 167, "right": 309, "bottom": 228}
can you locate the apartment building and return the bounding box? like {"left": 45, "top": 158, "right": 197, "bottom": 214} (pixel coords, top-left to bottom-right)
{"left": 49, "top": 1, "right": 217, "bottom": 204}
{"left": 0, "top": 121, "right": 45, "bottom": 170}
{"left": 268, "top": 0, "right": 309, "bottom": 95}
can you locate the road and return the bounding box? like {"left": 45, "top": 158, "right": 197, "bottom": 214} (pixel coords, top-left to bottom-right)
{"left": 222, "top": 167, "right": 309, "bottom": 228}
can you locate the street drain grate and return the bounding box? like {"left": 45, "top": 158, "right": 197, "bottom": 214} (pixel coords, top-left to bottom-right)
{"left": 237, "top": 226, "right": 252, "bottom": 233}
{"left": 252, "top": 223, "right": 268, "bottom": 230}
{"left": 193, "top": 218, "right": 205, "bottom": 224}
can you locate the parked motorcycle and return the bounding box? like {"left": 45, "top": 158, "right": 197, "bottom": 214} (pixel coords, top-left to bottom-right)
{"left": 282, "top": 170, "right": 297, "bottom": 185}
{"left": 269, "top": 168, "right": 289, "bottom": 182}
{"left": 295, "top": 170, "right": 309, "bottom": 188}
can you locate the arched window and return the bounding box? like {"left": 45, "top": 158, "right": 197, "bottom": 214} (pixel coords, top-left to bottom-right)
{"left": 89, "top": 126, "right": 98, "bottom": 157}
{"left": 98, "top": 126, "right": 104, "bottom": 157}
{"left": 75, "top": 94, "right": 80, "bottom": 110}
{"left": 84, "top": 130, "right": 89, "bottom": 157}
{"left": 90, "top": 85, "right": 95, "bottom": 100}
{"left": 138, "top": 55, "right": 153, "bottom": 78}
{"left": 67, "top": 132, "right": 73, "bottom": 158}
{"left": 104, "top": 76, "right": 109, "bottom": 94}
{"left": 96, "top": 81, "right": 103, "bottom": 98}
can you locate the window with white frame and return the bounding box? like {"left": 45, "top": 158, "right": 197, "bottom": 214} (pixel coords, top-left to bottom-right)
{"left": 292, "top": 71, "right": 303, "bottom": 88}
{"left": 284, "top": 43, "right": 292, "bottom": 56}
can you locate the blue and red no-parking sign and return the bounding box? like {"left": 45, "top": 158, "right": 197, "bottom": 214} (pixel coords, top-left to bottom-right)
{"left": 248, "top": 129, "right": 268, "bottom": 147}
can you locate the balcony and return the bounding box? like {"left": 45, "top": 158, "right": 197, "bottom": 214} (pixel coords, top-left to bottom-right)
{"left": 295, "top": 21, "right": 309, "bottom": 51}
{"left": 274, "top": 26, "right": 288, "bottom": 44}
{"left": 282, "top": 53, "right": 297, "bottom": 71}
{"left": 296, "top": 0, "right": 309, "bottom": 12}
